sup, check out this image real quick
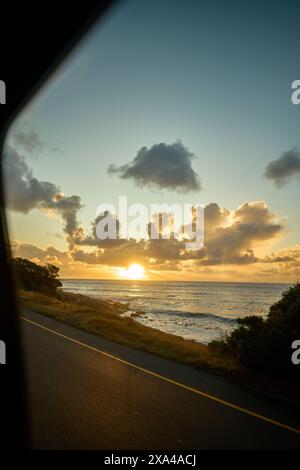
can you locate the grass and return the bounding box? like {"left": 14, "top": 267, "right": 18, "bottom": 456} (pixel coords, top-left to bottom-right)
{"left": 19, "top": 289, "right": 300, "bottom": 406}
{"left": 19, "top": 289, "right": 236, "bottom": 375}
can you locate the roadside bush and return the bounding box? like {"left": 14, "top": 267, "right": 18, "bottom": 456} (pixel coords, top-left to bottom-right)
{"left": 209, "top": 284, "right": 300, "bottom": 380}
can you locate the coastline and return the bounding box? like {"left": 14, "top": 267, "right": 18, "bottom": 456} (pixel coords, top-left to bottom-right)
{"left": 19, "top": 289, "right": 233, "bottom": 374}
{"left": 61, "top": 279, "right": 289, "bottom": 344}
{"left": 18, "top": 288, "right": 300, "bottom": 410}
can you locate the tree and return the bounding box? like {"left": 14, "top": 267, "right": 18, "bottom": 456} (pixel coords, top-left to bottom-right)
{"left": 12, "top": 257, "right": 62, "bottom": 294}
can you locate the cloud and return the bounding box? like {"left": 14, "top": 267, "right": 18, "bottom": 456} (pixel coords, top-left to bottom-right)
{"left": 264, "top": 147, "right": 300, "bottom": 187}
{"left": 10, "top": 121, "right": 61, "bottom": 155}
{"left": 72, "top": 200, "right": 282, "bottom": 270}
{"left": 12, "top": 206, "right": 297, "bottom": 281}
{"left": 257, "top": 246, "right": 300, "bottom": 279}
{"left": 145, "top": 201, "right": 282, "bottom": 266}
{"left": 46, "top": 232, "right": 64, "bottom": 239}
{"left": 204, "top": 202, "right": 229, "bottom": 229}
{"left": 73, "top": 239, "right": 146, "bottom": 267}
{"left": 12, "top": 243, "right": 70, "bottom": 266}
{"left": 108, "top": 141, "right": 201, "bottom": 192}
{"left": 197, "top": 201, "right": 282, "bottom": 265}
{"left": 12, "top": 123, "right": 45, "bottom": 154}
{"left": 3, "top": 147, "right": 58, "bottom": 212}
{"left": 146, "top": 238, "right": 184, "bottom": 261}
{"left": 263, "top": 255, "right": 295, "bottom": 263}
{"left": 72, "top": 249, "right": 103, "bottom": 265}
{"left": 46, "top": 194, "right": 82, "bottom": 249}
{"left": 3, "top": 147, "right": 82, "bottom": 248}
{"left": 148, "top": 258, "right": 184, "bottom": 272}
{"left": 75, "top": 213, "right": 129, "bottom": 248}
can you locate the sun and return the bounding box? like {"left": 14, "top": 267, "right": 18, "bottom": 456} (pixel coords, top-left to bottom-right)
{"left": 118, "top": 263, "right": 145, "bottom": 280}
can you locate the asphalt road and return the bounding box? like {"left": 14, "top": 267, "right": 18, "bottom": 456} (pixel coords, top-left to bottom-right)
{"left": 21, "top": 309, "right": 300, "bottom": 450}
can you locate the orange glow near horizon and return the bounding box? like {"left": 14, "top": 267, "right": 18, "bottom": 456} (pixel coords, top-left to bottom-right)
{"left": 118, "top": 263, "right": 145, "bottom": 280}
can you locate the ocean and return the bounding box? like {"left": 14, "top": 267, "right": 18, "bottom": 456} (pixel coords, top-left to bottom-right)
{"left": 62, "top": 280, "right": 290, "bottom": 344}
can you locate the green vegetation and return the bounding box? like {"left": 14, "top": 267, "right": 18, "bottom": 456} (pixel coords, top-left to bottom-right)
{"left": 15, "top": 259, "right": 230, "bottom": 374}
{"left": 210, "top": 284, "right": 300, "bottom": 382}
{"left": 15, "top": 258, "right": 300, "bottom": 399}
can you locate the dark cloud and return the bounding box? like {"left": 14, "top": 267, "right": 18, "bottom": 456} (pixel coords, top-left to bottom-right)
{"left": 257, "top": 246, "right": 300, "bottom": 278}
{"left": 263, "top": 255, "right": 295, "bottom": 263}
{"left": 10, "top": 121, "right": 61, "bottom": 155}
{"left": 12, "top": 124, "right": 45, "bottom": 154}
{"left": 72, "top": 249, "right": 103, "bottom": 265}
{"left": 146, "top": 238, "right": 184, "bottom": 260}
{"left": 3, "top": 147, "right": 82, "bottom": 248}
{"left": 4, "top": 147, "right": 57, "bottom": 212}
{"left": 108, "top": 141, "right": 201, "bottom": 193}
{"left": 46, "top": 232, "right": 64, "bottom": 239}
{"left": 264, "top": 147, "right": 300, "bottom": 187}
{"left": 75, "top": 213, "right": 128, "bottom": 248}
{"left": 12, "top": 242, "right": 69, "bottom": 265}
{"left": 73, "top": 239, "right": 146, "bottom": 267}
{"left": 47, "top": 194, "right": 82, "bottom": 250}
{"left": 148, "top": 258, "right": 184, "bottom": 271}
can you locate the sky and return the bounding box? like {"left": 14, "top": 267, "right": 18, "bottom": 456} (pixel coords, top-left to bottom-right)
{"left": 3, "top": 0, "right": 300, "bottom": 282}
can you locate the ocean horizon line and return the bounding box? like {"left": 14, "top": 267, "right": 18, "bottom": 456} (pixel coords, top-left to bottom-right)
{"left": 61, "top": 278, "right": 292, "bottom": 286}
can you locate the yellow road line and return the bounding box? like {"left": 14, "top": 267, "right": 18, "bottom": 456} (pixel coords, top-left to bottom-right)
{"left": 21, "top": 315, "right": 300, "bottom": 436}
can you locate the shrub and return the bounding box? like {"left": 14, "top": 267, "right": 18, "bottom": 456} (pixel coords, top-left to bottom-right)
{"left": 209, "top": 284, "right": 300, "bottom": 380}
{"left": 12, "top": 257, "right": 62, "bottom": 295}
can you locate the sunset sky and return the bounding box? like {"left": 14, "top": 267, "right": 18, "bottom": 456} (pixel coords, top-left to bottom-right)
{"left": 3, "top": 0, "right": 300, "bottom": 282}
